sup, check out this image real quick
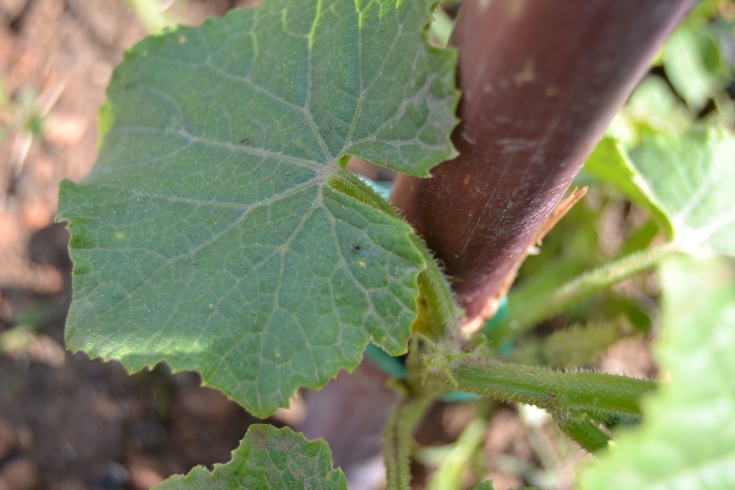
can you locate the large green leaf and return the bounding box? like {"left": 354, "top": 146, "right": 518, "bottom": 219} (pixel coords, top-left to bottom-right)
{"left": 584, "top": 130, "right": 735, "bottom": 257}
{"left": 58, "top": 0, "right": 458, "bottom": 417}
{"left": 155, "top": 425, "right": 347, "bottom": 489}
{"left": 577, "top": 255, "right": 735, "bottom": 489}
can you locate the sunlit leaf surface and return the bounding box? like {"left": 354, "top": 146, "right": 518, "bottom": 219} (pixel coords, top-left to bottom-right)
{"left": 58, "top": 0, "right": 458, "bottom": 417}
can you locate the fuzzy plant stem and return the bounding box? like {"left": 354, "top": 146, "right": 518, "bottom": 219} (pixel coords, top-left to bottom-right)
{"left": 384, "top": 393, "right": 434, "bottom": 490}
{"left": 446, "top": 357, "right": 656, "bottom": 417}
{"left": 487, "top": 243, "right": 675, "bottom": 345}
{"left": 557, "top": 415, "right": 612, "bottom": 453}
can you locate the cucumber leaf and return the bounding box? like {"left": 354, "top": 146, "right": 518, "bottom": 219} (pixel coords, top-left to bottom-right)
{"left": 583, "top": 137, "right": 674, "bottom": 238}
{"left": 58, "top": 0, "right": 458, "bottom": 417}
{"left": 155, "top": 425, "right": 347, "bottom": 489}
{"left": 584, "top": 130, "right": 735, "bottom": 257}
{"left": 577, "top": 255, "right": 735, "bottom": 489}
{"left": 629, "top": 129, "right": 735, "bottom": 257}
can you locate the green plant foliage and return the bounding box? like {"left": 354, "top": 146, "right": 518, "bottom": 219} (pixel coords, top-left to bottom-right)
{"left": 541, "top": 322, "right": 620, "bottom": 368}
{"left": 583, "top": 137, "right": 673, "bottom": 237}
{"left": 155, "top": 425, "right": 347, "bottom": 489}
{"left": 57, "top": 0, "right": 459, "bottom": 417}
{"left": 624, "top": 75, "right": 691, "bottom": 137}
{"left": 585, "top": 130, "right": 735, "bottom": 257}
{"left": 426, "top": 417, "right": 487, "bottom": 490}
{"left": 664, "top": 26, "right": 722, "bottom": 111}
{"left": 577, "top": 255, "right": 735, "bottom": 489}
{"left": 470, "top": 483, "right": 537, "bottom": 490}
{"left": 629, "top": 129, "right": 735, "bottom": 256}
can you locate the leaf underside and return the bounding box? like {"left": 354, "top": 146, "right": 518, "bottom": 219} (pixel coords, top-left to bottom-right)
{"left": 627, "top": 129, "right": 735, "bottom": 257}
{"left": 577, "top": 255, "right": 735, "bottom": 489}
{"left": 154, "top": 425, "right": 347, "bottom": 489}
{"left": 585, "top": 130, "right": 735, "bottom": 257}
{"left": 58, "top": 0, "right": 458, "bottom": 417}
{"left": 583, "top": 137, "right": 674, "bottom": 238}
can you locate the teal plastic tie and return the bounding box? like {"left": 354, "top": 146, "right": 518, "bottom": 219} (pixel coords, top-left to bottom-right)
{"left": 358, "top": 176, "right": 393, "bottom": 200}
{"left": 438, "top": 391, "right": 480, "bottom": 403}
{"left": 364, "top": 343, "right": 480, "bottom": 403}
{"left": 364, "top": 343, "right": 407, "bottom": 379}
{"left": 481, "top": 296, "right": 513, "bottom": 356}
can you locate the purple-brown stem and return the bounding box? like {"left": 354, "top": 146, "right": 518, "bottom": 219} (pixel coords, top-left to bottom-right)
{"left": 392, "top": 0, "right": 692, "bottom": 325}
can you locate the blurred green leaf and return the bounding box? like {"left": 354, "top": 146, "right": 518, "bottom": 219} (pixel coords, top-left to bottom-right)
{"left": 155, "top": 425, "right": 347, "bottom": 489}
{"left": 541, "top": 322, "right": 620, "bottom": 368}
{"left": 585, "top": 130, "right": 735, "bottom": 257}
{"left": 427, "top": 418, "right": 488, "bottom": 490}
{"left": 607, "top": 297, "right": 652, "bottom": 333}
{"left": 625, "top": 75, "right": 692, "bottom": 137}
{"left": 629, "top": 129, "right": 735, "bottom": 256}
{"left": 618, "top": 219, "right": 660, "bottom": 257}
{"left": 583, "top": 137, "right": 673, "bottom": 238}
{"left": 577, "top": 255, "right": 735, "bottom": 490}
{"left": 664, "top": 26, "right": 721, "bottom": 111}
{"left": 430, "top": 7, "right": 454, "bottom": 48}
{"left": 126, "top": 0, "right": 182, "bottom": 33}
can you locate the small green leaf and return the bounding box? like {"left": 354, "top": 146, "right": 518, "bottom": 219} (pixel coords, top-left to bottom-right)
{"left": 577, "top": 255, "right": 735, "bottom": 489}
{"left": 664, "top": 26, "right": 719, "bottom": 110}
{"left": 155, "top": 425, "right": 347, "bottom": 489}
{"left": 623, "top": 75, "right": 691, "bottom": 137}
{"left": 58, "top": 0, "right": 459, "bottom": 417}
{"left": 584, "top": 130, "right": 735, "bottom": 257}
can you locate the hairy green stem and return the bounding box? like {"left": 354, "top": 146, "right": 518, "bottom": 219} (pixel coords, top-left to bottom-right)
{"left": 411, "top": 234, "right": 461, "bottom": 338}
{"left": 556, "top": 414, "right": 611, "bottom": 453}
{"left": 487, "top": 244, "right": 674, "bottom": 345}
{"left": 384, "top": 394, "right": 434, "bottom": 490}
{"left": 446, "top": 357, "right": 656, "bottom": 417}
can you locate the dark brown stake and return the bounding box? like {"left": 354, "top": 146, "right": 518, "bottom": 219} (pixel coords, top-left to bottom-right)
{"left": 391, "top": 0, "right": 692, "bottom": 326}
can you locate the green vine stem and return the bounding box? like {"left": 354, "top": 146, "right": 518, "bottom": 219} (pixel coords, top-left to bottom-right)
{"left": 410, "top": 234, "right": 462, "bottom": 338}
{"left": 426, "top": 417, "right": 488, "bottom": 490}
{"left": 557, "top": 413, "right": 611, "bottom": 453}
{"left": 444, "top": 357, "right": 656, "bottom": 417}
{"left": 384, "top": 392, "right": 434, "bottom": 490}
{"left": 486, "top": 243, "right": 675, "bottom": 345}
